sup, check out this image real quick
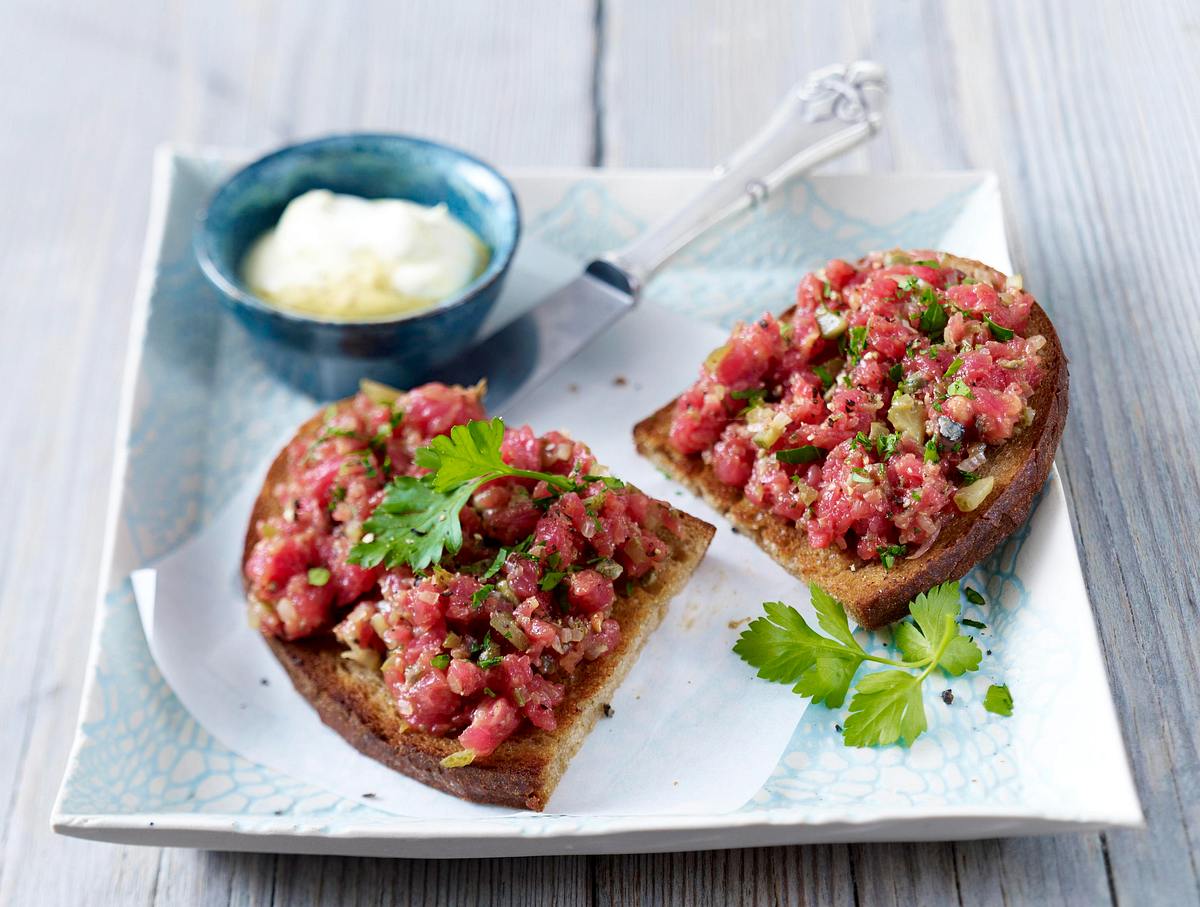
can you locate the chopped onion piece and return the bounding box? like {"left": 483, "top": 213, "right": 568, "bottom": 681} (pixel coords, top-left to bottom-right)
{"left": 954, "top": 476, "right": 995, "bottom": 512}
{"left": 490, "top": 611, "right": 530, "bottom": 651}
{"left": 958, "top": 443, "right": 988, "bottom": 475}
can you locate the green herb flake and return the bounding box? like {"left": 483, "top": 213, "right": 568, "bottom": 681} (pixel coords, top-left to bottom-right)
{"left": 983, "top": 313, "right": 1015, "bottom": 341}
{"left": 470, "top": 584, "right": 494, "bottom": 610}
{"left": 918, "top": 289, "right": 948, "bottom": 336}
{"left": 924, "top": 438, "right": 940, "bottom": 464}
{"left": 944, "top": 357, "right": 964, "bottom": 378}
{"left": 947, "top": 379, "right": 974, "bottom": 399}
{"left": 307, "top": 567, "right": 331, "bottom": 587}
{"left": 848, "top": 325, "right": 868, "bottom": 358}
{"left": 964, "top": 586, "right": 986, "bottom": 606}
{"left": 983, "top": 683, "right": 1014, "bottom": 716}
{"left": 875, "top": 432, "right": 900, "bottom": 460}
{"left": 540, "top": 571, "right": 566, "bottom": 591}
{"left": 888, "top": 362, "right": 904, "bottom": 383}
{"left": 730, "top": 386, "right": 766, "bottom": 412}
{"left": 776, "top": 445, "right": 821, "bottom": 465}
{"left": 876, "top": 544, "right": 907, "bottom": 570}
{"left": 813, "top": 364, "right": 835, "bottom": 390}
{"left": 914, "top": 259, "right": 940, "bottom": 268}
{"left": 961, "top": 618, "right": 987, "bottom": 629}
{"left": 477, "top": 632, "right": 503, "bottom": 669}
{"left": 430, "top": 654, "right": 451, "bottom": 670}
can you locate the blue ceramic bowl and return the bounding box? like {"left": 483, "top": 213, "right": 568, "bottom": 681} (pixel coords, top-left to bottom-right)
{"left": 195, "top": 134, "right": 520, "bottom": 399}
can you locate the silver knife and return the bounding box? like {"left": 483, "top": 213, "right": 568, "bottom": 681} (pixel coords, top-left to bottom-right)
{"left": 435, "top": 61, "right": 888, "bottom": 414}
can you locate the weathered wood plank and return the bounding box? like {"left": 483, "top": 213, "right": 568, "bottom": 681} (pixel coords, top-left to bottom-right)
{"left": 593, "top": 845, "right": 857, "bottom": 906}
{"left": 0, "top": 2, "right": 594, "bottom": 905}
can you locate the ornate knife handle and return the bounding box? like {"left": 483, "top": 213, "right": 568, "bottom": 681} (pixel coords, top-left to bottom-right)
{"left": 598, "top": 61, "right": 887, "bottom": 295}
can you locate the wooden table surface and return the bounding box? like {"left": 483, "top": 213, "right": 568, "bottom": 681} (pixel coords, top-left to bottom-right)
{"left": 4, "top": 1, "right": 1197, "bottom": 903}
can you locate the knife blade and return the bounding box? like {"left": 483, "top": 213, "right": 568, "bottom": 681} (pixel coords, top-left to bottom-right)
{"left": 431, "top": 61, "right": 887, "bottom": 413}
{"left": 434, "top": 263, "right": 636, "bottom": 415}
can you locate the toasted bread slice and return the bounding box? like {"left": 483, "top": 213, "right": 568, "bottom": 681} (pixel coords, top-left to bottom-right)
{"left": 633, "top": 253, "right": 1068, "bottom": 630}
{"left": 245, "top": 406, "right": 715, "bottom": 811}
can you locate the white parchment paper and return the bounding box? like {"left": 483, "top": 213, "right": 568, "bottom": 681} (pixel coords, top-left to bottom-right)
{"left": 133, "top": 303, "right": 812, "bottom": 818}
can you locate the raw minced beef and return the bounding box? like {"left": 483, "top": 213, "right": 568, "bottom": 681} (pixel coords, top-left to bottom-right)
{"left": 244, "top": 382, "right": 682, "bottom": 756}
{"left": 668, "top": 251, "right": 1045, "bottom": 563}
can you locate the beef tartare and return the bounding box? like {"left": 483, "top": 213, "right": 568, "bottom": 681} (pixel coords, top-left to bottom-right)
{"left": 244, "top": 382, "right": 688, "bottom": 759}
{"left": 666, "top": 251, "right": 1047, "bottom": 567}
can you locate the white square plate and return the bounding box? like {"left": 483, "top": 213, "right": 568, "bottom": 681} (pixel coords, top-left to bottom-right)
{"left": 52, "top": 149, "right": 1140, "bottom": 856}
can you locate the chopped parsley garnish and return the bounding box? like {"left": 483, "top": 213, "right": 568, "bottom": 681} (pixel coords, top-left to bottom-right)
{"left": 874, "top": 432, "right": 900, "bottom": 460}
{"left": 481, "top": 548, "right": 508, "bottom": 580}
{"left": 877, "top": 544, "right": 907, "bottom": 570}
{"left": 306, "top": 567, "right": 331, "bottom": 586}
{"left": 888, "top": 362, "right": 904, "bottom": 383}
{"left": 897, "top": 275, "right": 920, "bottom": 293}
{"left": 947, "top": 379, "right": 974, "bottom": 398}
{"left": 983, "top": 313, "right": 1015, "bottom": 341}
{"left": 964, "top": 586, "right": 986, "bottom": 606}
{"left": 961, "top": 277, "right": 978, "bottom": 285}
{"left": 924, "top": 438, "right": 940, "bottom": 463}
{"left": 944, "top": 357, "right": 964, "bottom": 378}
{"left": 850, "top": 432, "right": 871, "bottom": 452}
{"left": 327, "top": 485, "right": 347, "bottom": 512}
{"left": 477, "top": 632, "right": 503, "bottom": 669}
{"left": 348, "top": 419, "right": 585, "bottom": 571}
{"left": 959, "top": 471, "right": 981, "bottom": 485}
{"left": 540, "top": 571, "right": 566, "bottom": 591}
{"left": 918, "top": 289, "right": 948, "bottom": 336}
{"left": 730, "top": 387, "right": 766, "bottom": 412}
{"left": 812, "top": 363, "right": 835, "bottom": 390}
{"left": 961, "top": 618, "right": 987, "bottom": 629}
{"left": 320, "top": 426, "right": 359, "bottom": 441}
{"left": 913, "top": 259, "right": 940, "bottom": 268}
{"left": 470, "top": 584, "right": 494, "bottom": 610}
{"left": 430, "top": 654, "right": 451, "bottom": 670}
{"left": 733, "top": 581, "right": 982, "bottom": 747}
{"left": 848, "top": 325, "right": 868, "bottom": 359}
{"left": 776, "top": 445, "right": 821, "bottom": 464}
{"left": 983, "top": 683, "right": 1014, "bottom": 716}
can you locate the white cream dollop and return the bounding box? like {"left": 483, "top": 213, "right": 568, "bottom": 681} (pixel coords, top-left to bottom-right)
{"left": 242, "top": 189, "right": 489, "bottom": 320}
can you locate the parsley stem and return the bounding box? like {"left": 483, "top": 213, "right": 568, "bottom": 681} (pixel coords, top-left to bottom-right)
{"left": 916, "top": 616, "right": 958, "bottom": 682}
{"left": 499, "top": 467, "right": 578, "bottom": 491}
{"left": 863, "top": 652, "right": 931, "bottom": 670}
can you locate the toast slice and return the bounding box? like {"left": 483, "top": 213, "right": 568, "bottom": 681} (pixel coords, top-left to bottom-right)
{"left": 634, "top": 252, "right": 1068, "bottom": 630}
{"left": 245, "top": 406, "right": 715, "bottom": 811}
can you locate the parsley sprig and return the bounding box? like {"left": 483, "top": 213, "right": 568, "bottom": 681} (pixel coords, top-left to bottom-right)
{"left": 348, "top": 418, "right": 583, "bottom": 571}
{"left": 734, "top": 581, "right": 982, "bottom": 747}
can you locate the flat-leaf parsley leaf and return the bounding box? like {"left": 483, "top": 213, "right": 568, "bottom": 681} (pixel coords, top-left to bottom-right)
{"left": 350, "top": 418, "right": 590, "bottom": 571}
{"left": 734, "top": 581, "right": 984, "bottom": 747}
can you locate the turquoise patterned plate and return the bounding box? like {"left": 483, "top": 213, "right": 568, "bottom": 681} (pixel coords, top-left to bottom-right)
{"left": 52, "top": 150, "right": 1140, "bottom": 856}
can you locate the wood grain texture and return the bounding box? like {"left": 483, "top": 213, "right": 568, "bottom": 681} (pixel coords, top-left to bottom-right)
{"left": 4, "top": 0, "right": 1198, "bottom": 904}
